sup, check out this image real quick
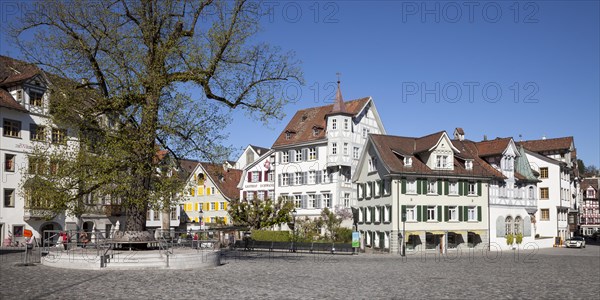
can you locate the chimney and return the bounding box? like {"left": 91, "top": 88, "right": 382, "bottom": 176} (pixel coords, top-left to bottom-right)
{"left": 483, "top": 135, "right": 488, "bottom": 141}
{"left": 454, "top": 128, "right": 465, "bottom": 141}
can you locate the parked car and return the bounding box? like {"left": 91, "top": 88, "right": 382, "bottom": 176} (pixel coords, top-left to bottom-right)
{"left": 565, "top": 236, "right": 586, "bottom": 248}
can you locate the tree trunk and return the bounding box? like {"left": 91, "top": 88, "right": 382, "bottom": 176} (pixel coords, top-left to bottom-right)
{"left": 125, "top": 205, "right": 147, "bottom": 232}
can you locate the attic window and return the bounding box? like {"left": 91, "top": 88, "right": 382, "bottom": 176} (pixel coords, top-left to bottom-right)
{"left": 285, "top": 132, "right": 292, "bottom": 140}
{"left": 301, "top": 115, "right": 308, "bottom": 122}
{"left": 403, "top": 157, "right": 412, "bottom": 167}
{"left": 465, "top": 160, "right": 473, "bottom": 170}
{"left": 313, "top": 128, "right": 320, "bottom": 136}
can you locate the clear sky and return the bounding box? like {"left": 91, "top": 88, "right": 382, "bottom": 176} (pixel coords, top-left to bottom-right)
{"left": 1, "top": 1, "right": 598, "bottom": 167}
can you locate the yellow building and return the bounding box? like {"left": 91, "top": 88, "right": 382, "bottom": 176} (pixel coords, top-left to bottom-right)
{"left": 180, "top": 160, "right": 242, "bottom": 229}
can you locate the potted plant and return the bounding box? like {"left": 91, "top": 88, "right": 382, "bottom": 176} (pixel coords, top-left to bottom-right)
{"left": 506, "top": 233, "right": 514, "bottom": 249}
{"left": 515, "top": 233, "right": 523, "bottom": 246}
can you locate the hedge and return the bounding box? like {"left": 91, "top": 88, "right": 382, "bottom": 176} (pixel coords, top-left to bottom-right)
{"left": 251, "top": 230, "right": 291, "bottom": 242}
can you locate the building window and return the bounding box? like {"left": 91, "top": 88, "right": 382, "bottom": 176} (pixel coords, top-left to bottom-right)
{"left": 505, "top": 216, "right": 513, "bottom": 235}
{"left": 295, "top": 150, "right": 303, "bottom": 162}
{"left": 344, "top": 119, "right": 349, "bottom": 130}
{"left": 384, "top": 206, "right": 391, "bottom": 222}
{"left": 343, "top": 193, "right": 350, "bottom": 207}
{"left": 4, "top": 154, "right": 15, "bottom": 172}
{"left": 465, "top": 160, "right": 473, "bottom": 170}
{"left": 294, "top": 172, "right": 303, "bottom": 185}
{"left": 30, "top": 124, "right": 46, "bottom": 141}
{"left": 343, "top": 143, "right": 348, "bottom": 155}
{"left": 308, "top": 194, "right": 316, "bottom": 208}
{"left": 528, "top": 186, "right": 535, "bottom": 199}
{"left": 540, "top": 167, "right": 548, "bottom": 179}
{"left": 587, "top": 188, "right": 596, "bottom": 198}
{"left": 282, "top": 152, "right": 289, "bottom": 163}
{"left": 436, "top": 155, "right": 449, "bottom": 168}
{"left": 13, "top": 225, "right": 24, "bottom": 237}
{"left": 308, "top": 147, "right": 317, "bottom": 160}
{"left": 170, "top": 207, "right": 177, "bottom": 220}
{"left": 285, "top": 132, "right": 291, "bottom": 140}
{"left": 332, "top": 119, "right": 337, "bottom": 130}
{"left": 313, "top": 128, "right": 319, "bottom": 136}
{"left": 427, "top": 206, "right": 436, "bottom": 221}
{"left": 406, "top": 206, "right": 416, "bottom": 221}
{"left": 404, "top": 157, "right": 412, "bottom": 167}
{"left": 540, "top": 209, "right": 550, "bottom": 221}
{"left": 294, "top": 195, "right": 302, "bottom": 208}
{"left": 449, "top": 182, "right": 458, "bottom": 195}
{"left": 407, "top": 180, "right": 417, "bottom": 194}
{"left": 51, "top": 128, "right": 67, "bottom": 144}
{"left": 252, "top": 171, "right": 259, "bottom": 183}
{"left": 268, "top": 170, "right": 274, "bottom": 182}
{"left": 353, "top": 147, "right": 359, "bottom": 159}
{"left": 383, "top": 179, "right": 391, "bottom": 195}
{"left": 540, "top": 188, "right": 549, "bottom": 199}
{"left": 427, "top": 180, "right": 437, "bottom": 194}
{"left": 368, "top": 156, "right": 377, "bottom": 172}
{"left": 308, "top": 170, "right": 316, "bottom": 184}
{"left": 49, "top": 160, "right": 61, "bottom": 175}
{"left": 322, "top": 193, "right": 331, "bottom": 208}
{"left": 332, "top": 143, "right": 337, "bottom": 155}
{"left": 448, "top": 206, "right": 458, "bottom": 221}
{"left": 3, "top": 119, "right": 21, "bottom": 138}
{"left": 4, "top": 189, "right": 15, "bottom": 207}
{"left": 29, "top": 90, "right": 44, "bottom": 107}
{"left": 28, "top": 156, "right": 45, "bottom": 175}
{"left": 374, "top": 207, "right": 381, "bottom": 222}
{"left": 362, "top": 127, "right": 369, "bottom": 138}
{"left": 514, "top": 216, "right": 522, "bottom": 235}
{"left": 467, "top": 206, "right": 477, "bottom": 221}
{"left": 210, "top": 202, "right": 215, "bottom": 210}
{"left": 468, "top": 182, "right": 477, "bottom": 195}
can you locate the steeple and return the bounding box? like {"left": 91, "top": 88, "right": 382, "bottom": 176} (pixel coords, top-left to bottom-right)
{"left": 331, "top": 73, "right": 347, "bottom": 114}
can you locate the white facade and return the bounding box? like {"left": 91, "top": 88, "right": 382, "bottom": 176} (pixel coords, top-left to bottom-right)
{"left": 238, "top": 150, "right": 276, "bottom": 202}
{"left": 272, "top": 97, "right": 385, "bottom": 225}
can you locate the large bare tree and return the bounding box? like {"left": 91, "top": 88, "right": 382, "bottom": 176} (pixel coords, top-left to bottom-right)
{"left": 11, "top": 0, "right": 302, "bottom": 240}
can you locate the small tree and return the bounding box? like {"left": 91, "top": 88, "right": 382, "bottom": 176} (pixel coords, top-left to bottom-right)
{"left": 321, "top": 206, "right": 352, "bottom": 242}
{"left": 228, "top": 197, "right": 294, "bottom": 230}
{"left": 515, "top": 233, "right": 523, "bottom": 245}
{"left": 506, "top": 234, "right": 514, "bottom": 246}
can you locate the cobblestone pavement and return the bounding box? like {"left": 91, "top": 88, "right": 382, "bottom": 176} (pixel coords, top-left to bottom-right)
{"left": 1, "top": 245, "right": 598, "bottom": 299}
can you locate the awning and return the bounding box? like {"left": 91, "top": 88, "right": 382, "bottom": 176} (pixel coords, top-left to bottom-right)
{"left": 405, "top": 231, "right": 421, "bottom": 236}
{"left": 449, "top": 231, "right": 468, "bottom": 236}
{"left": 468, "top": 230, "right": 487, "bottom": 235}
{"left": 426, "top": 231, "right": 445, "bottom": 235}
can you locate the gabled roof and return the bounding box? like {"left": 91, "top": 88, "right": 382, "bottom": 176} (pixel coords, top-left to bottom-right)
{"left": 476, "top": 137, "right": 513, "bottom": 157}
{"left": 0, "top": 55, "right": 43, "bottom": 86}
{"left": 518, "top": 137, "right": 574, "bottom": 153}
{"left": 249, "top": 145, "right": 270, "bottom": 156}
{"left": 199, "top": 163, "right": 242, "bottom": 201}
{"left": 581, "top": 178, "right": 599, "bottom": 199}
{"left": 272, "top": 97, "right": 371, "bottom": 148}
{"left": 0, "top": 89, "right": 28, "bottom": 112}
{"left": 367, "top": 133, "right": 498, "bottom": 179}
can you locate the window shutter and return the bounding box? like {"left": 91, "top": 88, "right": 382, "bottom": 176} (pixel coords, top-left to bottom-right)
{"left": 243, "top": 191, "right": 247, "bottom": 200}
{"left": 380, "top": 207, "right": 384, "bottom": 223}
{"left": 444, "top": 206, "right": 449, "bottom": 222}
{"left": 477, "top": 181, "right": 482, "bottom": 196}
{"left": 437, "top": 180, "right": 443, "bottom": 195}
{"left": 401, "top": 205, "right": 406, "bottom": 222}
{"left": 362, "top": 183, "right": 366, "bottom": 198}
{"left": 371, "top": 207, "right": 375, "bottom": 222}
{"left": 417, "top": 205, "right": 422, "bottom": 222}
{"left": 463, "top": 206, "right": 469, "bottom": 221}
{"left": 388, "top": 206, "right": 392, "bottom": 222}
{"left": 316, "top": 194, "right": 322, "bottom": 208}
{"left": 224, "top": 202, "right": 228, "bottom": 211}
{"left": 380, "top": 180, "right": 385, "bottom": 196}
{"left": 290, "top": 173, "right": 295, "bottom": 185}
{"left": 315, "top": 148, "right": 319, "bottom": 159}
{"left": 477, "top": 206, "right": 482, "bottom": 222}
{"left": 215, "top": 202, "right": 219, "bottom": 210}
{"left": 444, "top": 180, "right": 449, "bottom": 195}
{"left": 301, "top": 195, "right": 307, "bottom": 208}
{"left": 437, "top": 206, "right": 442, "bottom": 222}
{"left": 458, "top": 180, "right": 464, "bottom": 196}
{"left": 302, "top": 148, "right": 308, "bottom": 160}
{"left": 264, "top": 171, "right": 269, "bottom": 181}
{"left": 278, "top": 152, "right": 282, "bottom": 163}
{"left": 417, "top": 179, "right": 422, "bottom": 194}
{"left": 248, "top": 172, "right": 252, "bottom": 183}
{"left": 264, "top": 191, "right": 268, "bottom": 200}
{"left": 422, "top": 205, "right": 428, "bottom": 221}
{"left": 458, "top": 206, "right": 463, "bottom": 221}
{"left": 258, "top": 171, "right": 262, "bottom": 182}
{"left": 253, "top": 191, "right": 258, "bottom": 199}
{"left": 401, "top": 178, "right": 406, "bottom": 194}
{"left": 289, "top": 150, "right": 294, "bottom": 162}
{"left": 303, "top": 172, "right": 308, "bottom": 185}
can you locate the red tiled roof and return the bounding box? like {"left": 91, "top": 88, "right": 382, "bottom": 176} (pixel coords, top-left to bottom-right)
{"left": 0, "top": 89, "right": 27, "bottom": 112}
{"left": 475, "top": 137, "right": 512, "bottom": 157}
{"left": 200, "top": 163, "right": 242, "bottom": 200}
{"left": 272, "top": 97, "right": 371, "bottom": 148}
{"left": 369, "top": 133, "right": 501, "bottom": 179}
{"left": 518, "top": 137, "right": 573, "bottom": 153}
{"left": 0, "top": 55, "right": 42, "bottom": 86}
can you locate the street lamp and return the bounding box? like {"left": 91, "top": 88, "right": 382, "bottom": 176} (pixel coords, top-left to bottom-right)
{"left": 401, "top": 211, "right": 406, "bottom": 256}
{"left": 291, "top": 208, "right": 297, "bottom": 252}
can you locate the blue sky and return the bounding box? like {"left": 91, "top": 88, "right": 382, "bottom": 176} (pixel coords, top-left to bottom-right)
{"left": 2, "top": 1, "right": 598, "bottom": 167}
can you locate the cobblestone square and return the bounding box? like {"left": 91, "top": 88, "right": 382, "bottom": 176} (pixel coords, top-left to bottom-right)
{"left": 1, "top": 246, "right": 598, "bottom": 299}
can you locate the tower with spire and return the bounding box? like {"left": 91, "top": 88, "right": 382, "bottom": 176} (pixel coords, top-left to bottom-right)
{"left": 326, "top": 78, "right": 354, "bottom": 167}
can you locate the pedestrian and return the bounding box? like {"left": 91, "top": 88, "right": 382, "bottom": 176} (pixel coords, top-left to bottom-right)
{"left": 80, "top": 231, "right": 89, "bottom": 248}
{"left": 60, "top": 231, "right": 69, "bottom": 250}
{"left": 193, "top": 232, "right": 199, "bottom": 249}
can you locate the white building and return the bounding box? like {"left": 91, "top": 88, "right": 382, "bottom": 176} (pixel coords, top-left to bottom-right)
{"left": 270, "top": 82, "right": 385, "bottom": 224}
{"left": 469, "top": 131, "right": 540, "bottom": 250}
{"left": 519, "top": 137, "right": 578, "bottom": 244}
{"left": 353, "top": 130, "right": 495, "bottom": 254}
{"left": 238, "top": 149, "right": 276, "bottom": 202}
{"left": 1, "top": 55, "right": 121, "bottom": 245}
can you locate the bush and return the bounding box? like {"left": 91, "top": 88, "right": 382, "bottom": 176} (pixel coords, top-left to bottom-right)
{"left": 335, "top": 228, "right": 353, "bottom": 243}
{"left": 515, "top": 233, "right": 523, "bottom": 244}
{"left": 251, "top": 230, "right": 291, "bottom": 242}
{"left": 506, "top": 234, "right": 514, "bottom": 245}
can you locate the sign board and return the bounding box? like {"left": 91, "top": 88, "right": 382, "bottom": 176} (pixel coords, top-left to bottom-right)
{"left": 352, "top": 231, "right": 360, "bottom": 248}
{"left": 23, "top": 229, "right": 33, "bottom": 238}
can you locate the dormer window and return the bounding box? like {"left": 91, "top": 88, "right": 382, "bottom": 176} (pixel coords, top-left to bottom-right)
{"left": 285, "top": 132, "right": 291, "bottom": 140}
{"left": 587, "top": 188, "right": 596, "bottom": 199}
{"left": 435, "top": 155, "right": 450, "bottom": 169}
{"left": 29, "top": 91, "right": 43, "bottom": 107}
{"left": 404, "top": 157, "right": 412, "bottom": 167}
{"left": 313, "top": 128, "right": 320, "bottom": 136}
{"left": 16, "top": 90, "right": 23, "bottom": 102}
{"left": 465, "top": 160, "right": 473, "bottom": 170}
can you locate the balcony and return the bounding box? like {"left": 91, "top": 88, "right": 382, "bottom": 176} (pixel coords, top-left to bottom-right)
{"left": 24, "top": 208, "right": 55, "bottom": 220}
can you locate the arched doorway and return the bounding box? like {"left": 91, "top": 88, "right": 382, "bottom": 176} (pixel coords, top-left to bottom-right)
{"left": 82, "top": 221, "right": 94, "bottom": 233}
{"left": 39, "top": 222, "right": 62, "bottom": 246}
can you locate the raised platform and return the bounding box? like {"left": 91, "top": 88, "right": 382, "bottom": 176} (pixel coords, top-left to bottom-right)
{"left": 41, "top": 248, "right": 221, "bottom": 270}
